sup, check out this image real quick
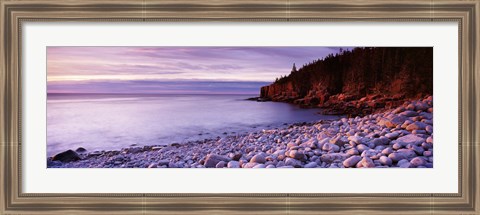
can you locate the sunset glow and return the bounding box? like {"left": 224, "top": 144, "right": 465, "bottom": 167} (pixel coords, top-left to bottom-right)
{"left": 47, "top": 47, "right": 345, "bottom": 94}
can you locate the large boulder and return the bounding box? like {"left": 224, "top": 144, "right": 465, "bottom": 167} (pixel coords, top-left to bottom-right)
{"left": 52, "top": 150, "right": 81, "bottom": 162}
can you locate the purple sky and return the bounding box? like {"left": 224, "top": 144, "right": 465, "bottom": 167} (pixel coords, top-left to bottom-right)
{"left": 47, "top": 47, "right": 347, "bottom": 94}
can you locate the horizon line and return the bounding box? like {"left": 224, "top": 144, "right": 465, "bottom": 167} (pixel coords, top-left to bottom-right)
{"left": 47, "top": 92, "right": 260, "bottom": 95}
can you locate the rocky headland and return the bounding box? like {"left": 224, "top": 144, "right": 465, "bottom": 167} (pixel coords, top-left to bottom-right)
{"left": 260, "top": 47, "right": 433, "bottom": 116}
{"left": 48, "top": 96, "right": 433, "bottom": 168}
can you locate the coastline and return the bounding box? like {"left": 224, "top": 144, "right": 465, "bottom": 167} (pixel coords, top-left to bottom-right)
{"left": 48, "top": 96, "right": 433, "bottom": 168}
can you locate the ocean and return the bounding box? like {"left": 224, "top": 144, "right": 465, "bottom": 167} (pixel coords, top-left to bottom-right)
{"left": 47, "top": 94, "right": 340, "bottom": 156}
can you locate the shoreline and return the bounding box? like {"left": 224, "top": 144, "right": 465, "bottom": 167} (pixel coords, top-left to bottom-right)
{"left": 48, "top": 96, "right": 433, "bottom": 168}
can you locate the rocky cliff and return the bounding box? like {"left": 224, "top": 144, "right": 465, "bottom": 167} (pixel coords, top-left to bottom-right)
{"left": 260, "top": 47, "right": 433, "bottom": 115}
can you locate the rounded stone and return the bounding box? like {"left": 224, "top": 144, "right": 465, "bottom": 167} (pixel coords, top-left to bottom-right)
{"left": 379, "top": 156, "right": 393, "bottom": 166}
{"left": 215, "top": 161, "right": 226, "bottom": 168}
{"left": 304, "top": 162, "right": 318, "bottom": 168}
{"left": 227, "top": 161, "right": 240, "bottom": 168}
{"left": 360, "top": 157, "right": 375, "bottom": 168}
{"left": 343, "top": 156, "right": 362, "bottom": 168}
{"left": 410, "top": 157, "right": 427, "bottom": 167}
{"left": 388, "top": 152, "right": 406, "bottom": 162}
{"left": 250, "top": 154, "right": 266, "bottom": 164}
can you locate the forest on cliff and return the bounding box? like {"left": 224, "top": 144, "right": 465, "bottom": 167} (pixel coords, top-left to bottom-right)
{"left": 263, "top": 47, "right": 433, "bottom": 100}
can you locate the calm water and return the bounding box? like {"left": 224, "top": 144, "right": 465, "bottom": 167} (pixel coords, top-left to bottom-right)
{"left": 47, "top": 94, "right": 340, "bottom": 156}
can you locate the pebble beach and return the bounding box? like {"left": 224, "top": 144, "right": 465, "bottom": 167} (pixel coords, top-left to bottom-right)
{"left": 48, "top": 96, "right": 433, "bottom": 168}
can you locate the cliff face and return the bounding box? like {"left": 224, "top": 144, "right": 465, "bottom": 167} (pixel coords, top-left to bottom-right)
{"left": 260, "top": 47, "right": 433, "bottom": 115}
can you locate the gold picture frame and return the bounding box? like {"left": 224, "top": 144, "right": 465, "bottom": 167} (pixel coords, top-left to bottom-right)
{"left": 1, "top": 0, "right": 479, "bottom": 214}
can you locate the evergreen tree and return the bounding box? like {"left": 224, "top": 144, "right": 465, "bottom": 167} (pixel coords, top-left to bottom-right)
{"left": 291, "top": 63, "right": 297, "bottom": 73}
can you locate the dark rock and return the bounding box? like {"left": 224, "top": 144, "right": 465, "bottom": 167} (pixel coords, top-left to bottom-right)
{"left": 75, "top": 147, "right": 87, "bottom": 153}
{"left": 216, "top": 161, "right": 226, "bottom": 168}
{"left": 412, "top": 145, "right": 425, "bottom": 155}
{"left": 399, "top": 110, "right": 417, "bottom": 117}
{"left": 230, "top": 153, "right": 243, "bottom": 161}
{"left": 47, "top": 159, "right": 63, "bottom": 167}
{"left": 52, "top": 150, "right": 81, "bottom": 162}
{"left": 125, "top": 147, "right": 142, "bottom": 154}
{"left": 371, "top": 137, "right": 390, "bottom": 146}
{"left": 158, "top": 159, "right": 170, "bottom": 166}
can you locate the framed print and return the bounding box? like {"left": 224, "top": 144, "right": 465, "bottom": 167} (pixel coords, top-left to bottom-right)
{"left": 1, "top": 0, "right": 479, "bottom": 214}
